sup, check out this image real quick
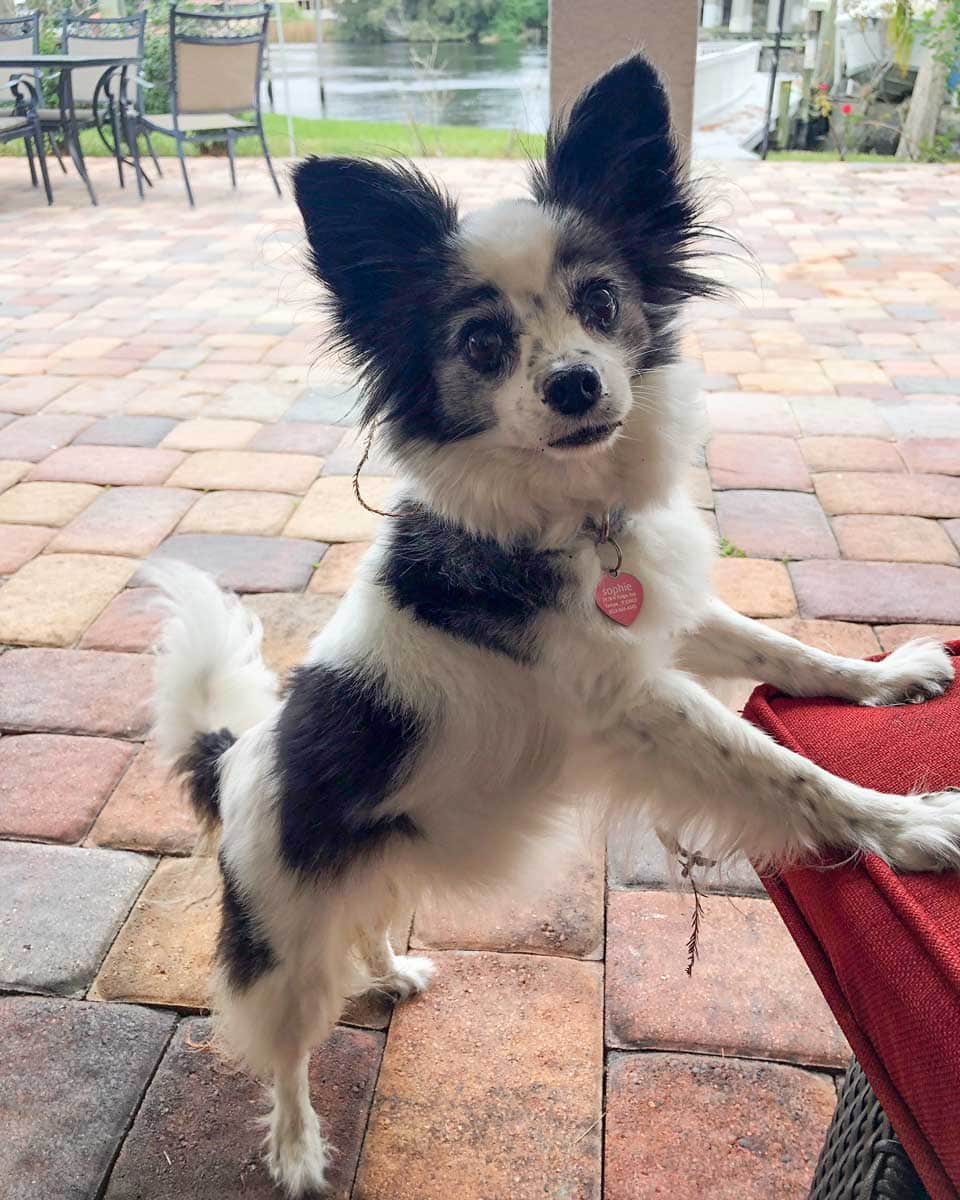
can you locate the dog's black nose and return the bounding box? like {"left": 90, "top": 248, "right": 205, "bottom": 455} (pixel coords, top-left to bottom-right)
{"left": 543, "top": 364, "right": 602, "bottom": 417}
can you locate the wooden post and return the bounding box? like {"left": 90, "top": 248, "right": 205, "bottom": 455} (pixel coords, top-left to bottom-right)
{"left": 549, "top": 0, "right": 699, "bottom": 156}
{"left": 776, "top": 77, "right": 793, "bottom": 149}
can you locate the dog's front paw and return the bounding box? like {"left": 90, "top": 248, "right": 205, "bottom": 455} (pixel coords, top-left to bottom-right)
{"left": 378, "top": 954, "right": 435, "bottom": 1001}
{"left": 874, "top": 788, "right": 960, "bottom": 873}
{"left": 858, "top": 639, "right": 954, "bottom": 707}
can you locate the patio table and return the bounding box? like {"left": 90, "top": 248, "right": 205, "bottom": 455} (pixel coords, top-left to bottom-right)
{"left": 0, "top": 53, "right": 141, "bottom": 205}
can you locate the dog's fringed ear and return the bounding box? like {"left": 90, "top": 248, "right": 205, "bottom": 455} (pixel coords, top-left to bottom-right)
{"left": 292, "top": 157, "right": 458, "bottom": 426}
{"left": 532, "top": 55, "right": 711, "bottom": 306}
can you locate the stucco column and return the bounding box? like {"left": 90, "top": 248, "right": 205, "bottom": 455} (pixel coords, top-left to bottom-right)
{"left": 767, "top": 0, "right": 786, "bottom": 30}
{"left": 549, "top": 0, "right": 699, "bottom": 154}
{"left": 729, "top": 0, "right": 754, "bottom": 33}
{"left": 701, "top": 1, "right": 724, "bottom": 28}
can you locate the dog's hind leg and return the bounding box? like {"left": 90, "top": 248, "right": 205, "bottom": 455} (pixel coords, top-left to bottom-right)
{"left": 217, "top": 961, "right": 338, "bottom": 1197}
{"left": 355, "top": 921, "right": 435, "bottom": 1001}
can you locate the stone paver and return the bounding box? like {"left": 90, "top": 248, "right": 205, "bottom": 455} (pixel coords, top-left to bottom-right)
{"left": 716, "top": 490, "right": 837, "bottom": 560}
{"left": 712, "top": 558, "right": 797, "bottom": 617}
{"left": 0, "top": 734, "right": 135, "bottom": 843}
{"left": 412, "top": 847, "right": 604, "bottom": 959}
{"left": 92, "top": 856, "right": 218, "bottom": 1009}
{"left": 899, "top": 438, "right": 960, "bottom": 475}
{"left": 0, "top": 414, "right": 91, "bottom": 461}
{"left": 875, "top": 623, "right": 960, "bottom": 651}
{"left": 0, "top": 459, "right": 30, "bottom": 493}
{"left": 604, "top": 1052, "right": 836, "bottom": 1200}
{"left": 165, "top": 448, "right": 322, "bottom": 494}
{"left": 605, "top": 891, "right": 848, "bottom": 1066}
{"left": 105, "top": 1019, "right": 384, "bottom": 1200}
{"left": 0, "top": 648, "right": 152, "bottom": 736}
{"left": 73, "top": 415, "right": 178, "bottom": 447}
{"left": 284, "top": 475, "right": 395, "bottom": 542}
{"left": 176, "top": 489, "right": 296, "bottom": 536}
{"left": 244, "top": 592, "right": 340, "bottom": 675}
{"left": 0, "top": 480, "right": 100, "bottom": 525}
{"left": 49, "top": 486, "right": 198, "bottom": 556}
{"left": 79, "top": 587, "right": 163, "bottom": 653}
{"left": 28, "top": 445, "right": 186, "bottom": 486}
{"left": 791, "top": 560, "right": 960, "bottom": 624}
{"left": 159, "top": 417, "right": 262, "bottom": 451}
{"left": 139, "top": 532, "right": 325, "bottom": 593}
{"left": 832, "top": 514, "right": 959, "bottom": 564}
{"left": 354, "top": 951, "right": 602, "bottom": 1200}
{"left": 308, "top": 540, "right": 371, "bottom": 594}
{"left": 815, "top": 471, "right": 960, "bottom": 517}
{"left": 0, "top": 553, "right": 136, "bottom": 647}
{"left": 707, "top": 434, "right": 811, "bottom": 491}
{"left": 89, "top": 743, "right": 199, "bottom": 856}
{"left": 0, "top": 522, "right": 52, "bottom": 572}
{"left": 4, "top": 156, "right": 960, "bottom": 1198}
{"left": 799, "top": 436, "right": 903, "bottom": 473}
{"left": 0, "top": 842, "right": 153, "bottom": 996}
{"left": 607, "top": 826, "right": 765, "bottom": 897}
{"left": 0, "top": 996, "right": 174, "bottom": 1200}
{"left": 248, "top": 419, "right": 344, "bottom": 456}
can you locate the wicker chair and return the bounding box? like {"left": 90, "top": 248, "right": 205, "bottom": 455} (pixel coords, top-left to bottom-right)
{"left": 129, "top": 4, "right": 280, "bottom": 206}
{"left": 810, "top": 1060, "right": 931, "bottom": 1200}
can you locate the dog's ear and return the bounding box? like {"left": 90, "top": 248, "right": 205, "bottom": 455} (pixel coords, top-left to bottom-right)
{"left": 533, "top": 54, "right": 680, "bottom": 225}
{"left": 532, "top": 55, "right": 710, "bottom": 306}
{"left": 292, "top": 157, "right": 458, "bottom": 425}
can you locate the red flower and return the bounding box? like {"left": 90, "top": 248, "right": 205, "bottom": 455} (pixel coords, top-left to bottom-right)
{"left": 819, "top": 82, "right": 829, "bottom": 92}
{"left": 842, "top": 103, "right": 853, "bottom": 114}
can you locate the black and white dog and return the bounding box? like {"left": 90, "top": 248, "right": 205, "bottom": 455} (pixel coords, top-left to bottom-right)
{"left": 148, "top": 56, "right": 958, "bottom": 1196}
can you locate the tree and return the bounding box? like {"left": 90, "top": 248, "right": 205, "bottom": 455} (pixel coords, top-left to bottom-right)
{"left": 896, "top": 0, "right": 958, "bottom": 157}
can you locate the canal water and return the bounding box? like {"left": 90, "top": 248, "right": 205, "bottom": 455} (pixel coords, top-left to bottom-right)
{"left": 264, "top": 39, "right": 550, "bottom": 132}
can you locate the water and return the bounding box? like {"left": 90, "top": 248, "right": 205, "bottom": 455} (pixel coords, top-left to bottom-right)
{"left": 264, "top": 40, "right": 550, "bottom": 132}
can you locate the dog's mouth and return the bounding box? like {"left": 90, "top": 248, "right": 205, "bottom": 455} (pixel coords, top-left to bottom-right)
{"left": 547, "top": 422, "right": 622, "bottom": 450}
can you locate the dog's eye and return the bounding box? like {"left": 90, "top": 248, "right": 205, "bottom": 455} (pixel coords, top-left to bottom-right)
{"left": 464, "top": 327, "right": 505, "bottom": 372}
{"left": 579, "top": 284, "right": 619, "bottom": 331}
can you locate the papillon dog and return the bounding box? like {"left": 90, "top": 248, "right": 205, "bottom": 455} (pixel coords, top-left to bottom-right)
{"left": 147, "top": 55, "right": 959, "bottom": 1196}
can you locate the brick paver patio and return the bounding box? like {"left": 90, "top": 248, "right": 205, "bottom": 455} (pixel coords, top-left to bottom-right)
{"left": 1, "top": 156, "right": 959, "bottom": 1199}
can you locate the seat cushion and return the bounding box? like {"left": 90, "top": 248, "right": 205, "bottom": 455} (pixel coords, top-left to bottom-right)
{"left": 141, "top": 112, "right": 255, "bottom": 133}
{"left": 744, "top": 641, "right": 960, "bottom": 1200}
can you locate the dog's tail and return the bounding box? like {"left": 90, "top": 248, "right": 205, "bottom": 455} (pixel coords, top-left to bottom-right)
{"left": 143, "top": 561, "right": 278, "bottom": 833}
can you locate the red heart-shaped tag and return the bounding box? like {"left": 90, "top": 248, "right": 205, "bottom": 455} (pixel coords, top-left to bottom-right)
{"left": 595, "top": 572, "right": 644, "bottom": 627}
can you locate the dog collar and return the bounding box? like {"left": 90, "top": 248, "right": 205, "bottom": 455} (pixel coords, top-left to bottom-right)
{"left": 589, "top": 509, "right": 643, "bottom": 627}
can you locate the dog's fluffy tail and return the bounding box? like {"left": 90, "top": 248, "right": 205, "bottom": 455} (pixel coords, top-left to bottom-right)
{"left": 144, "top": 561, "right": 278, "bottom": 832}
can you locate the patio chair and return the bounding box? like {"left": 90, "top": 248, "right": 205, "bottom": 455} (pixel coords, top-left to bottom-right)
{"left": 129, "top": 4, "right": 280, "bottom": 207}
{"left": 38, "top": 11, "right": 154, "bottom": 183}
{"left": 1, "top": 76, "right": 52, "bottom": 205}
{"left": 1, "top": 12, "right": 40, "bottom": 114}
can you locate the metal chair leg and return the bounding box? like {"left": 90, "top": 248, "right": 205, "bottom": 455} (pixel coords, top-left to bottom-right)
{"left": 24, "top": 135, "right": 38, "bottom": 187}
{"left": 257, "top": 121, "right": 281, "bottom": 197}
{"left": 47, "top": 133, "right": 68, "bottom": 174}
{"left": 226, "top": 130, "right": 237, "bottom": 189}
{"left": 144, "top": 132, "right": 163, "bottom": 178}
{"left": 176, "top": 136, "right": 195, "bottom": 207}
{"left": 32, "top": 130, "right": 53, "bottom": 205}
{"left": 126, "top": 112, "right": 145, "bottom": 201}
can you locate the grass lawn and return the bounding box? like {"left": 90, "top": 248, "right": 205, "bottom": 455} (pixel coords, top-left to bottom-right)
{"left": 766, "top": 149, "right": 898, "bottom": 163}
{"left": 0, "top": 113, "right": 546, "bottom": 160}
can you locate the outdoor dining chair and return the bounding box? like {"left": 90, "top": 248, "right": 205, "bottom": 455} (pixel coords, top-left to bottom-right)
{"left": 38, "top": 11, "right": 153, "bottom": 184}
{"left": 129, "top": 4, "right": 280, "bottom": 206}
{"left": 1, "top": 11, "right": 39, "bottom": 115}
{"left": 0, "top": 74, "right": 52, "bottom": 205}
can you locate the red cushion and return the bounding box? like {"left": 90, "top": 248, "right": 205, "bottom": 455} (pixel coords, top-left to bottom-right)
{"left": 743, "top": 641, "right": 960, "bottom": 1200}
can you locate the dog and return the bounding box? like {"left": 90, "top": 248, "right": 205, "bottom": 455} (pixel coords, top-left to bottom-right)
{"left": 147, "top": 54, "right": 959, "bottom": 1196}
